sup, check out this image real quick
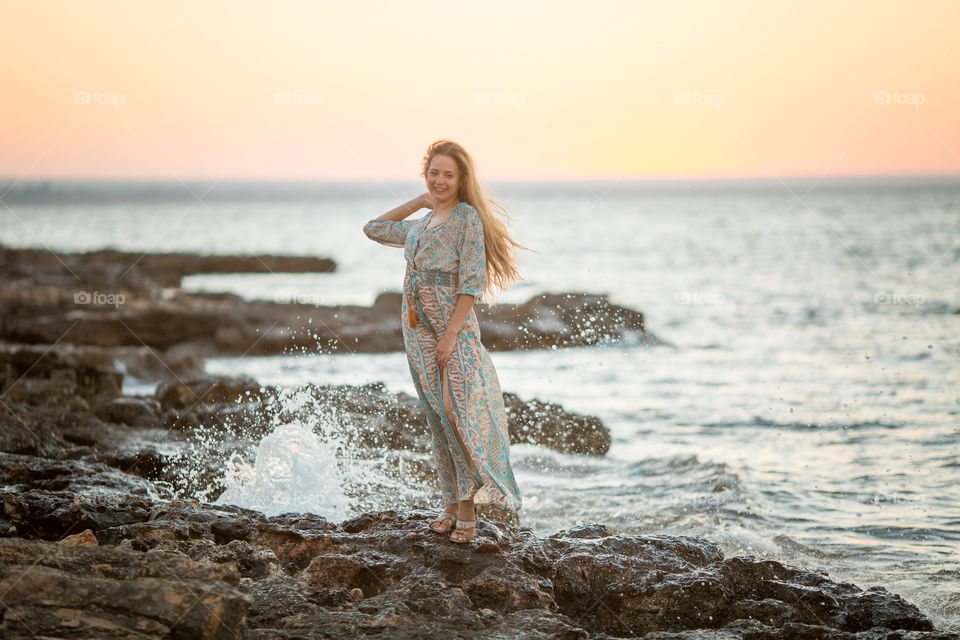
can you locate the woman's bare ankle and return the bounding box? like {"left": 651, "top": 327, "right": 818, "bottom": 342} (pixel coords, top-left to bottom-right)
{"left": 457, "top": 499, "right": 476, "bottom": 522}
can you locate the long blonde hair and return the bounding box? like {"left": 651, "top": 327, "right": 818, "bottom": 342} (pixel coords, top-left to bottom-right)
{"left": 420, "top": 140, "right": 533, "bottom": 305}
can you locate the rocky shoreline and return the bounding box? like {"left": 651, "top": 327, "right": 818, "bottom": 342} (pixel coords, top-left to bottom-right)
{"left": 0, "top": 460, "right": 948, "bottom": 639}
{"left": 0, "top": 247, "right": 953, "bottom": 639}
{"left": 1, "top": 245, "right": 671, "bottom": 358}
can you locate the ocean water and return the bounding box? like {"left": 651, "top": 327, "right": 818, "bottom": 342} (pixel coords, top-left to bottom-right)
{"left": 2, "top": 177, "right": 958, "bottom": 629}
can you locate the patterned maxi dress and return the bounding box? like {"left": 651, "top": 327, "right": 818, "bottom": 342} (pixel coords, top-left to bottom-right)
{"left": 363, "top": 202, "right": 522, "bottom": 513}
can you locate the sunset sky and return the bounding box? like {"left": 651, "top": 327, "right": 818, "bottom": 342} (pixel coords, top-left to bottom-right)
{"left": 2, "top": 0, "right": 958, "bottom": 181}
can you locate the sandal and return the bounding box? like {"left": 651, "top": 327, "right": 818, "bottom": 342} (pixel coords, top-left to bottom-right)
{"left": 429, "top": 512, "right": 457, "bottom": 533}
{"left": 449, "top": 518, "right": 477, "bottom": 543}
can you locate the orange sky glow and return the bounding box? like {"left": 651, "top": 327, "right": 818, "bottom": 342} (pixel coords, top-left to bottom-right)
{"left": 2, "top": 0, "right": 958, "bottom": 181}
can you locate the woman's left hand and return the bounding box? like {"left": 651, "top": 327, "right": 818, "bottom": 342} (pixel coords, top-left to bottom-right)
{"left": 437, "top": 333, "right": 456, "bottom": 368}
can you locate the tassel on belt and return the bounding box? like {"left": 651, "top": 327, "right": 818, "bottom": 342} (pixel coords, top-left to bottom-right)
{"left": 405, "top": 267, "right": 458, "bottom": 328}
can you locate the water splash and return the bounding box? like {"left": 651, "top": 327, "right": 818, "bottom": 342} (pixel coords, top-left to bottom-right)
{"left": 206, "top": 383, "right": 432, "bottom": 521}
{"left": 214, "top": 420, "right": 352, "bottom": 520}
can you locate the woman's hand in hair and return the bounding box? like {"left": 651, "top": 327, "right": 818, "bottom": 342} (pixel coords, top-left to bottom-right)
{"left": 416, "top": 192, "right": 434, "bottom": 210}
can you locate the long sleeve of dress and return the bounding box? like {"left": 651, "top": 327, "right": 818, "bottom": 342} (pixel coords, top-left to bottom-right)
{"left": 456, "top": 208, "right": 487, "bottom": 299}
{"left": 363, "top": 218, "right": 416, "bottom": 248}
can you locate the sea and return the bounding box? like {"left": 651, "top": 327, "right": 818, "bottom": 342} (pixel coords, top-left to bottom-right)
{"left": 2, "top": 176, "right": 957, "bottom": 629}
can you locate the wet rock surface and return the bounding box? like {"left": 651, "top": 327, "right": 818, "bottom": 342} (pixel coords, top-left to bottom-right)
{"left": 0, "top": 356, "right": 591, "bottom": 558}
{"left": 0, "top": 351, "right": 949, "bottom": 639}
{"left": 0, "top": 245, "right": 670, "bottom": 356}
{"left": 309, "top": 380, "right": 611, "bottom": 457}
{"left": 0, "top": 341, "right": 610, "bottom": 465}
{"left": 0, "top": 246, "right": 950, "bottom": 639}
{"left": 0, "top": 338, "right": 609, "bottom": 522}
{"left": 0, "top": 536, "right": 251, "bottom": 639}
{"left": 0, "top": 245, "right": 336, "bottom": 288}
{"left": 0, "top": 481, "right": 948, "bottom": 640}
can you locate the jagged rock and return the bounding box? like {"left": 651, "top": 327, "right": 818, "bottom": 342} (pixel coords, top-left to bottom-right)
{"left": 96, "top": 396, "right": 162, "bottom": 427}
{"left": 155, "top": 374, "right": 267, "bottom": 411}
{"left": 1, "top": 242, "right": 670, "bottom": 355}
{"left": 0, "top": 486, "right": 943, "bottom": 640}
{"left": 0, "top": 245, "right": 335, "bottom": 289}
{"left": 483, "top": 292, "right": 666, "bottom": 350}
{"left": 0, "top": 342, "right": 125, "bottom": 457}
{"left": 0, "top": 340, "right": 122, "bottom": 402}
{"left": 120, "top": 340, "right": 209, "bottom": 382}
{"left": 0, "top": 342, "right": 608, "bottom": 507}
{"left": 2, "top": 290, "right": 669, "bottom": 355}
{"left": 503, "top": 392, "right": 609, "bottom": 455}
{"left": 58, "top": 528, "right": 98, "bottom": 546}
{"left": 0, "top": 536, "right": 251, "bottom": 639}
{"left": 0, "top": 451, "right": 167, "bottom": 498}
{"left": 0, "top": 404, "right": 70, "bottom": 457}
{"left": 297, "top": 381, "right": 611, "bottom": 456}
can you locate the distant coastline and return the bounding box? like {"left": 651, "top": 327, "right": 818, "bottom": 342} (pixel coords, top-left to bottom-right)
{"left": 2, "top": 173, "right": 959, "bottom": 204}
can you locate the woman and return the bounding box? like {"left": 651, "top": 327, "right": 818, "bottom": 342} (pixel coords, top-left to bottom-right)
{"left": 362, "top": 140, "right": 526, "bottom": 542}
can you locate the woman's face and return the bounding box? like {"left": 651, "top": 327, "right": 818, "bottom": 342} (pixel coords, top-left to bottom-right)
{"left": 426, "top": 154, "right": 459, "bottom": 209}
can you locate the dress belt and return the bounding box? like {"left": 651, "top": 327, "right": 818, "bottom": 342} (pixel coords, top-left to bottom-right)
{"left": 405, "top": 267, "right": 458, "bottom": 329}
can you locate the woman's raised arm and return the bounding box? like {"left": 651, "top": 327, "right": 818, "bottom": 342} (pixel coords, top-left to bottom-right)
{"left": 362, "top": 193, "right": 432, "bottom": 248}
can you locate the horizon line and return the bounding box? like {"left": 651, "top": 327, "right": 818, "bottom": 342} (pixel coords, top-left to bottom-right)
{"left": 2, "top": 170, "right": 959, "bottom": 186}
